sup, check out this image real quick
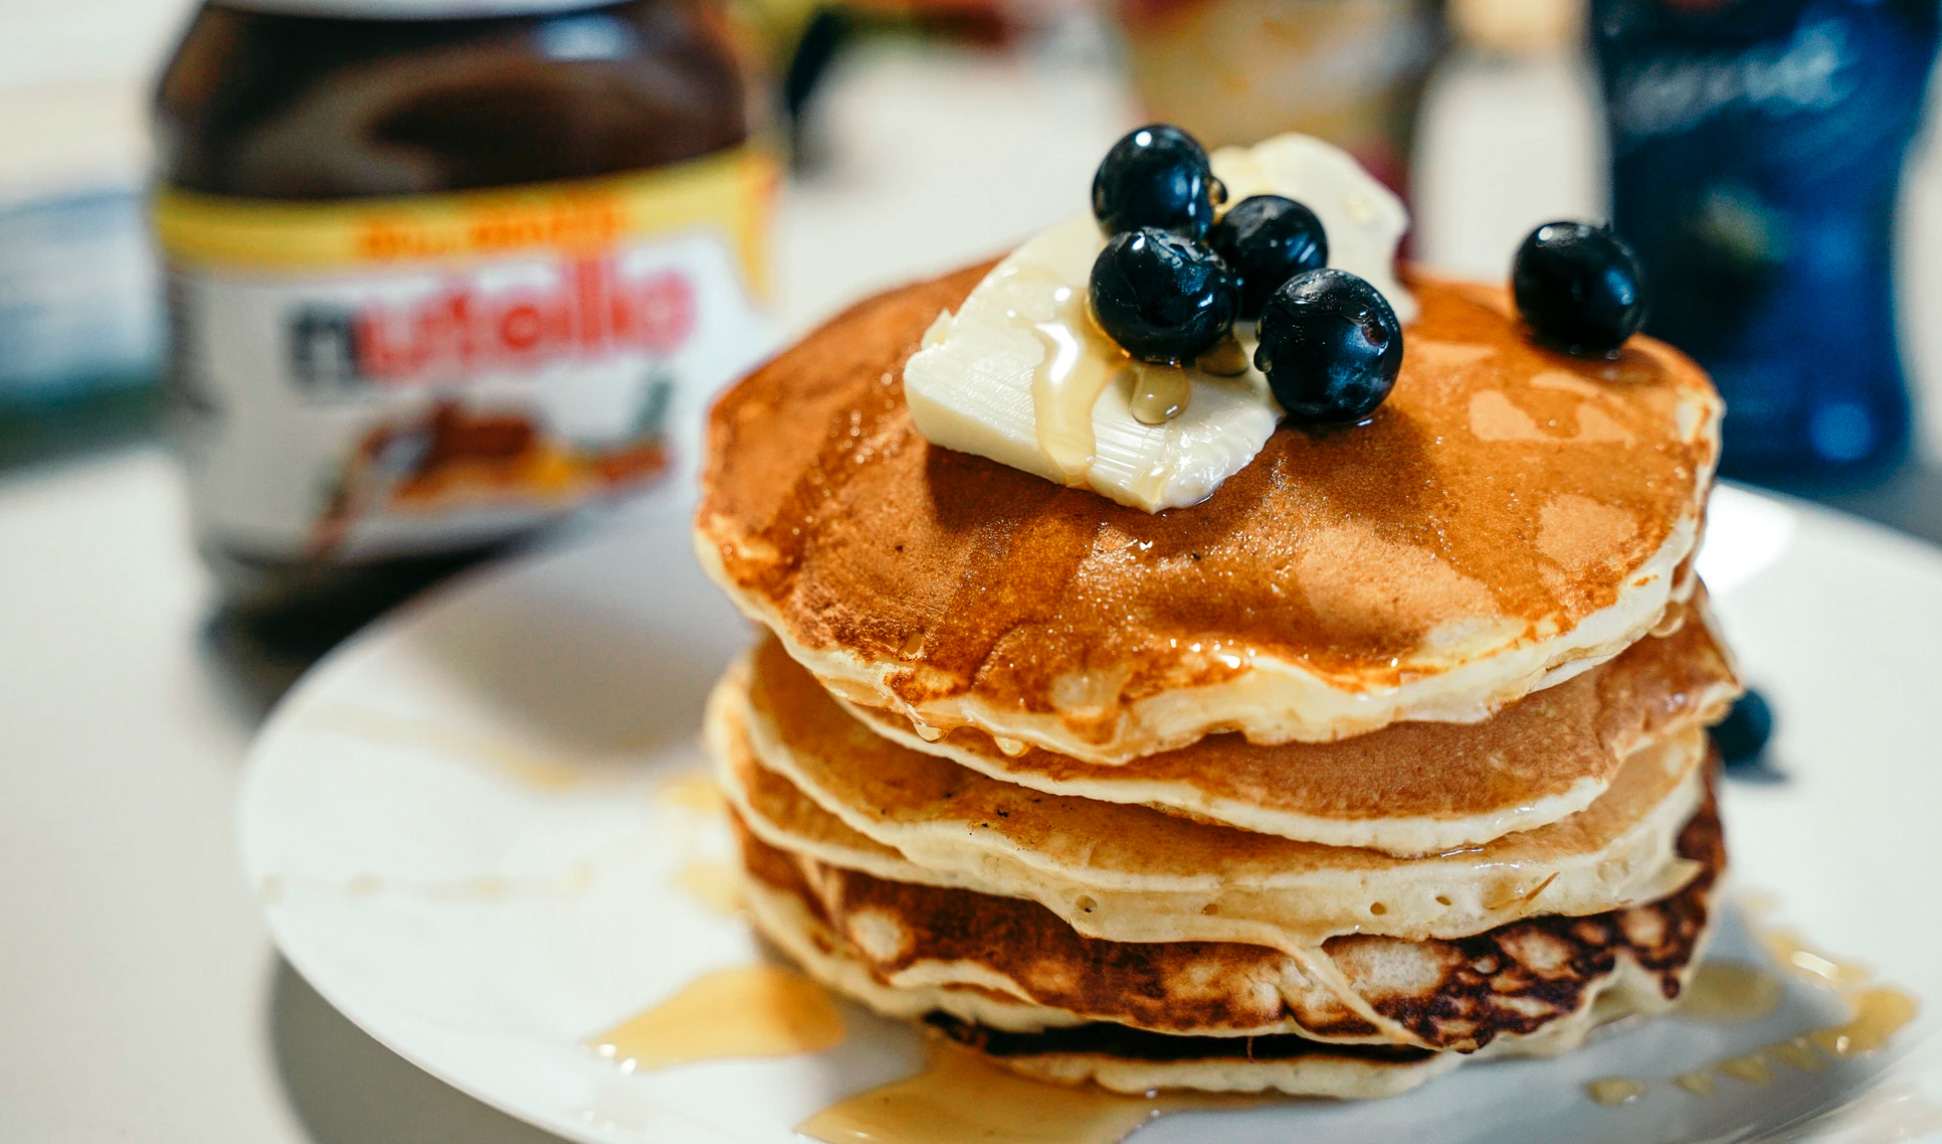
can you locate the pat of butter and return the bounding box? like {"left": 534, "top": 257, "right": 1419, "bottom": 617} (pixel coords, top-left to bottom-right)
{"left": 904, "top": 133, "right": 1411, "bottom": 513}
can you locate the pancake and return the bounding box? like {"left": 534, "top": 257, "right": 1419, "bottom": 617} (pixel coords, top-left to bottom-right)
{"left": 696, "top": 264, "right": 1723, "bottom": 764}
{"left": 750, "top": 859, "right": 1459, "bottom": 1098}
{"left": 924, "top": 1019, "right": 1458, "bottom": 1099}
{"left": 760, "top": 602, "right": 1737, "bottom": 853}
{"left": 713, "top": 654, "right": 1709, "bottom": 949}
{"left": 916, "top": 984, "right": 1653, "bottom": 1096}
{"left": 734, "top": 777, "right": 1722, "bottom": 1060}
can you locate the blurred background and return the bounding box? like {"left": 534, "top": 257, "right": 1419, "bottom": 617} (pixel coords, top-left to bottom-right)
{"left": 0, "top": 0, "right": 1935, "bottom": 654}
{"left": 5, "top": 0, "right": 1941, "bottom": 494}
{"left": 7, "top": 0, "right": 1942, "bottom": 533}
{"left": 2, "top": 1, "right": 1938, "bottom": 1140}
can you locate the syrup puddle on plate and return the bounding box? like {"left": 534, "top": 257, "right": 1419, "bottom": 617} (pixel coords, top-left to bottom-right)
{"left": 1584, "top": 902, "right": 1920, "bottom": 1107}
{"left": 800, "top": 1042, "right": 1267, "bottom": 1144}
{"left": 1586, "top": 1077, "right": 1645, "bottom": 1106}
{"left": 1674, "top": 961, "right": 1782, "bottom": 1022}
{"left": 587, "top": 960, "right": 1256, "bottom": 1144}
{"left": 800, "top": 1043, "right": 1166, "bottom": 1144}
{"left": 586, "top": 965, "right": 844, "bottom": 1072}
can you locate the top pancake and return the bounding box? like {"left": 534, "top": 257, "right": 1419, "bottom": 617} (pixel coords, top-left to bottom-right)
{"left": 697, "top": 263, "right": 1722, "bottom": 764}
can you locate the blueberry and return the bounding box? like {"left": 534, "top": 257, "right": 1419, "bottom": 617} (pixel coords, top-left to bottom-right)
{"left": 1254, "top": 269, "right": 1402, "bottom": 424}
{"left": 1089, "top": 227, "right": 1238, "bottom": 363}
{"left": 1210, "top": 195, "right": 1328, "bottom": 319}
{"left": 1511, "top": 221, "right": 1647, "bottom": 355}
{"left": 1711, "top": 689, "right": 1775, "bottom": 768}
{"left": 1091, "top": 124, "right": 1218, "bottom": 240}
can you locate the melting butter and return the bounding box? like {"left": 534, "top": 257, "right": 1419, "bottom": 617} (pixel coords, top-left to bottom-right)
{"left": 587, "top": 966, "right": 844, "bottom": 1071}
{"left": 799, "top": 1044, "right": 1162, "bottom": 1144}
{"left": 907, "top": 137, "right": 1413, "bottom": 513}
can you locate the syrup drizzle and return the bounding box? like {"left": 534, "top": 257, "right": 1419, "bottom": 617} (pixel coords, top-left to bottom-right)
{"left": 1760, "top": 927, "right": 1872, "bottom": 988}
{"left": 799, "top": 1042, "right": 1270, "bottom": 1144}
{"left": 799, "top": 1044, "right": 1164, "bottom": 1144}
{"left": 1581, "top": 901, "right": 1919, "bottom": 1108}
{"left": 1028, "top": 285, "right": 1121, "bottom": 484}
{"left": 1674, "top": 961, "right": 1781, "bottom": 1022}
{"left": 1586, "top": 1077, "right": 1645, "bottom": 1105}
{"left": 1813, "top": 987, "right": 1919, "bottom": 1057}
{"left": 1129, "top": 367, "right": 1192, "bottom": 426}
{"left": 587, "top": 966, "right": 844, "bottom": 1073}
{"left": 1193, "top": 335, "right": 1250, "bottom": 377}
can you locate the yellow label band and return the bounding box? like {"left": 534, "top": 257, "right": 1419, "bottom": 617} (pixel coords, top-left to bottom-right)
{"left": 152, "top": 146, "right": 778, "bottom": 296}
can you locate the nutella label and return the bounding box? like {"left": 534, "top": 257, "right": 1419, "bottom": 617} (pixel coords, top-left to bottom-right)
{"left": 153, "top": 147, "right": 775, "bottom": 561}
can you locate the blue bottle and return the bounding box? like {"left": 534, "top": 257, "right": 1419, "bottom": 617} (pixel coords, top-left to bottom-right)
{"left": 1591, "top": 0, "right": 1940, "bottom": 487}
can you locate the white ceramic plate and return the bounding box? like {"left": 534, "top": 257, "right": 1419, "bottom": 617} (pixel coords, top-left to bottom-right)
{"left": 240, "top": 485, "right": 1942, "bottom": 1144}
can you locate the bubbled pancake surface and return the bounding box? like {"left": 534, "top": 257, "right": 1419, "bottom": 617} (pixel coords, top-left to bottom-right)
{"left": 734, "top": 775, "right": 1722, "bottom": 1056}
{"left": 711, "top": 667, "right": 1709, "bottom": 948}
{"left": 773, "top": 606, "right": 1737, "bottom": 852}
{"left": 696, "top": 264, "right": 1722, "bottom": 762}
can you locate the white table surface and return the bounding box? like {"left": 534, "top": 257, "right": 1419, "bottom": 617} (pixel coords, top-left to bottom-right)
{"left": 4, "top": 38, "right": 1941, "bottom": 1144}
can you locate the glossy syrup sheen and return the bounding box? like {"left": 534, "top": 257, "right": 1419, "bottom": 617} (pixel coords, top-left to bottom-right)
{"left": 1016, "top": 270, "right": 1120, "bottom": 483}
{"left": 698, "top": 267, "right": 1720, "bottom": 721}
{"left": 585, "top": 965, "right": 844, "bottom": 1072}
{"left": 799, "top": 1044, "right": 1165, "bottom": 1144}
{"left": 824, "top": 608, "right": 1735, "bottom": 837}
{"left": 1581, "top": 907, "right": 1920, "bottom": 1107}
{"left": 741, "top": 632, "right": 1710, "bottom": 888}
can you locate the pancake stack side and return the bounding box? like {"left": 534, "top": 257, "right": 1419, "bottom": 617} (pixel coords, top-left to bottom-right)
{"left": 693, "top": 264, "right": 1738, "bottom": 1097}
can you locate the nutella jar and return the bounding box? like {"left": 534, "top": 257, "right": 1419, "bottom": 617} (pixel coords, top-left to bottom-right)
{"left": 151, "top": 0, "right": 773, "bottom": 621}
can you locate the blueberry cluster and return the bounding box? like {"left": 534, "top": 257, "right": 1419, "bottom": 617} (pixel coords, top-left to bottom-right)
{"left": 1086, "top": 124, "right": 1402, "bottom": 425}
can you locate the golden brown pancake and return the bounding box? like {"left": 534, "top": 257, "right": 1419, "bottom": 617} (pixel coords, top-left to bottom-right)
{"left": 713, "top": 668, "right": 1708, "bottom": 950}
{"left": 734, "top": 773, "right": 1721, "bottom": 1056}
{"left": 752, "top": 603, "right": 1737, "bottom": 852}
{"left": 696, "top": 264, "right": 1723, "bottom": 763}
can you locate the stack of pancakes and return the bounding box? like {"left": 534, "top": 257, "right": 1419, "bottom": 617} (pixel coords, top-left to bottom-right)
{"left": 693, "top": 263, "right": 1740, "bottom": 1098}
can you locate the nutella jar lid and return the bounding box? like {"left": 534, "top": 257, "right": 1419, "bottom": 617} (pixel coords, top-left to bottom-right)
{"left": 213, "top": 0, "right": 620, "bottom": 17}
